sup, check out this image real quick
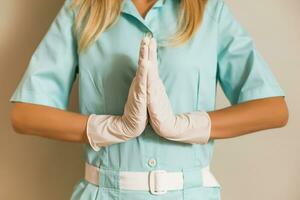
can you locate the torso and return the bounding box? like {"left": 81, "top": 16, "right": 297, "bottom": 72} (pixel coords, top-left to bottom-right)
{"left": 74, "top": 0, "right": 222, "bottom": 199}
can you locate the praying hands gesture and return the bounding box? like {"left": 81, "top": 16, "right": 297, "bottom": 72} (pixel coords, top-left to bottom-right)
{"left": 86, "top": 35, "right": 211, "bottom": 151}
{"left": 142, "top": 35, "right": 211, "bottom": 144}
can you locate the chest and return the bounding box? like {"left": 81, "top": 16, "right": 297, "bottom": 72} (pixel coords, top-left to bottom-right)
{"left": 77, "top": 3, "right": 219, "bottom": 114}
{"left": 78, "top": 24, "right": 218, "bottom": 81}
{"left": 78, "top": 0, "right": 219, "bottom": 78}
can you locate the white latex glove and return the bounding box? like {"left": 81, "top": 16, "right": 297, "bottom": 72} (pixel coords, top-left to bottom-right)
{"left": 86, "top": 38, "right": 150, "bottom": 151}
{"left": 145, "top": 36, "right": 211, "bottom": 144}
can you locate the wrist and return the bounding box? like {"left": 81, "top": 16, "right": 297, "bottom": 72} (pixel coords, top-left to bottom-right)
{"left": 86, "top": 114, "right": 101, "bottom": 151}
{"left": 188, "top": 111, "right": 211, "bottom": 144}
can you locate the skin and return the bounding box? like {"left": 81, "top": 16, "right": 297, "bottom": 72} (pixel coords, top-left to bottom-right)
{"left": 9, "top": 1, "right": 289, "bottom": 143}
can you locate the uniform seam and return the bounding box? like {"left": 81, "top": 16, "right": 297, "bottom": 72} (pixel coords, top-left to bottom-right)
{"left": 11, "top": 88, "right": 67, "bottom": 109}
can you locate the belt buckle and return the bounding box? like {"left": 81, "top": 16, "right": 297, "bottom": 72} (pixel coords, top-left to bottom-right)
{"left": 149, "top": 170, "right": 168, "bottom": 195}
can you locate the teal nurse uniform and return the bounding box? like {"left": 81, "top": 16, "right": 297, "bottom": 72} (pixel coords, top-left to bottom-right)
{"left": 9, "top": 0, "right": 286, "bottom": 199}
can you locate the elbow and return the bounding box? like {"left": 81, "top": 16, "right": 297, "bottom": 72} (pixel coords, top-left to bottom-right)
{"left": 275, "top": 99, "right": 289, "bottom": 128}
{"left": 277, "top": 110, "right": 289, "bottom": 128}
{"left": 10, "top": 104, "right": 26, "bottom": 134}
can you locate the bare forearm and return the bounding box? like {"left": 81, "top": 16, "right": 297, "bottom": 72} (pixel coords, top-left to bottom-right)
{"left": 208, "top": 96, "right": 289, "bottom": 139}
{"left": 10, "top": 102, "right": 89, "bottom": 143}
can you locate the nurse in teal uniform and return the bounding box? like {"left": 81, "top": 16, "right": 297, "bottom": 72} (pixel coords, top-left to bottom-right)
{"left": 9, "top": 0, "right": 289, "bottom": 199}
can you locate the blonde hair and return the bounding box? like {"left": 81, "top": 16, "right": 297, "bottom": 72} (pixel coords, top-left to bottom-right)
{"left": 70, "top": 0, "right": 208, "bottom": 53}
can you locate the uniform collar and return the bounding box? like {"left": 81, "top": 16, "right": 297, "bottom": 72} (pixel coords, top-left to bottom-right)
{"left": 121, "top": 0, "right": 166, "bottom": 17}
{"left": 120, "top": 0, "right": 167, "bottom": 34}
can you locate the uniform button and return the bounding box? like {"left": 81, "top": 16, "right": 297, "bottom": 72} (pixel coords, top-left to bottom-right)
{"left": 148, "top": 158, "right": 157, "bottom": 167}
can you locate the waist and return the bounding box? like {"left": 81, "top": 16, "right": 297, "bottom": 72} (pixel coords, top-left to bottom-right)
{"left": 84, "top": 162, "right": 221, "bottom": 195}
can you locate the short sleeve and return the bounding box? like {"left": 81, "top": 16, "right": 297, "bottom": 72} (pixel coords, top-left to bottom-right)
{"left": 216, "top": 0, "right": 285, "bottom": 105}
{"left": 9, "top": 0, "right": 78, "bottom": 110}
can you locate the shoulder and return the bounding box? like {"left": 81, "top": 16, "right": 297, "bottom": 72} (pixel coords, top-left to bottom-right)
{"left": 58, "top": 0, "right": 77, "bottom": 21}
{"left": 204, "top": 0, "right": 226, "bottom": 23}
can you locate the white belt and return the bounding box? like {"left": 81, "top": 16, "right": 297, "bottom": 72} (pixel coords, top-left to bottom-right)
{"left": 85, "top": 162, "right": 220, "bottom": 195}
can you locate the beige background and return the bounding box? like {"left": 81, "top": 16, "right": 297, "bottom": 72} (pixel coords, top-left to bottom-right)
{"left": 1, "top": 0, "right": 299, "bottom": 199}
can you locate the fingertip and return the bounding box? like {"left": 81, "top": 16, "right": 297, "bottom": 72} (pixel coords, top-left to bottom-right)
{"left": 139, "top": 37, "right": 149, "bottom": 56}
{"left": 144, "top": 36, "right": 151, "bottom": 46}
{"left": 141, "top": 37, "right": 147, "bottom": 45}
{"left": 148, "top": 38, "right": 157, "bottom": 61}
{"left": 149, "top": 37, "right": 157, "bottom": 48}
{"left": 149, "top": 39, "right": 157, "bottom": 55}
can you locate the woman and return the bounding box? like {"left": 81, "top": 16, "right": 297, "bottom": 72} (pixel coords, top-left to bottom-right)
{"left": 9, "top": 0, "right": 289, "bottom": 199}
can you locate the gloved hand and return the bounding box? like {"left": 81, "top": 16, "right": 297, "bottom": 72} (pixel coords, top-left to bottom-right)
{"left": 145, "top": 36, "right": 211, "bottom": 144}
{"left": 86, "top": 38, "right": 150, "bottom": 151}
